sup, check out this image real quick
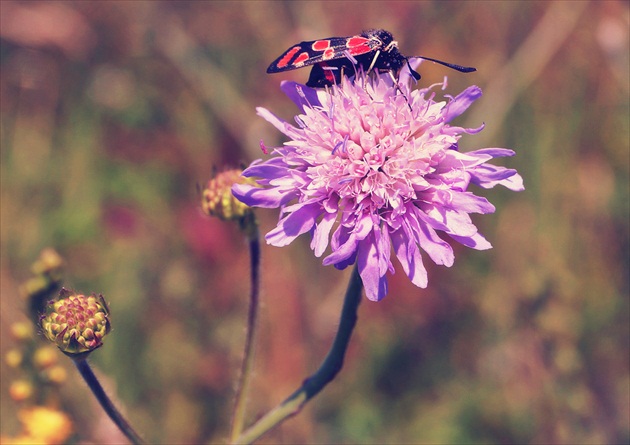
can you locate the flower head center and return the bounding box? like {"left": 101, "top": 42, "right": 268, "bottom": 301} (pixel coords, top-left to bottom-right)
{"left": 301, "top": 76, "right": 436, "bottom": 210}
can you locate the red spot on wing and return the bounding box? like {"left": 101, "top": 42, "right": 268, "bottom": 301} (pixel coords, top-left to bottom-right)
{"left": 312, "top": 40, "right": 331, "bottom": 51}
{"left": 322, "top": 48, "right": 335, "bottom": 60}
{"left": 324, "top": 69, "right": 336, "bottom": 83}
{"left": 319, "top": 62, "right": 338, "bottom": 84}
{"left": 346, "top": 36, "right": 372, "bottom": 56}
{"left": 347, "top": 36, "right": 369, "bottom": 47}
{"left": 347, "top": 43, "right": 373, "bottom": 56}
{"left": 293, "top": 52, "right": 310, "bottom": 66}
{"left": 276, "top": 46, "right": 301, "bottom": 68}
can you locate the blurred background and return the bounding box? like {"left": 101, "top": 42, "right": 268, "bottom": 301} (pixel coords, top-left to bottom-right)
{"left": 1, "top": 1, "right": 628, "bottom": 444}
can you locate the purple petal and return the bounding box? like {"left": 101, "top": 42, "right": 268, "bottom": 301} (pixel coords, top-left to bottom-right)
{"left": 449, "top": 231, "right": 492, "bottom": 250}
{"left": 468, "top": 147, "right": 516, "bottom": 158}
{"left": 232, "top": 183, "right": 295, "bottom": 208}
{"left": 498, "top": 172, "right": 525, "bottom": 191}
{"left": 280, "top": 81, "right": 321, "bottom": 112}
{"left": 391, "top": 225, "right": 428, "bottom": 288}
{"left": 443, "top": 123, "right": 485, "bottom": 137}
{"left": 323, "top": 214, "right": 372, "bottom": 266}
{"left": 324, "top": 230, "right": 359, "bottom": 266}
{"left": 266, "top": 202, "right": 321, "bottom": 246}
{"left": 241, "top": 160, "right": 290, "bottom": 181}
{"left": 256, "top": 107, "right": 303, "bottom": 140}
{"left": 438, "top": 150, "right": 493, "bottom": 171}
{"left": 357, "top": 231, "right": 388, "bottom": 301}
{"left": 311, "top": 211, "right": 336, "bottom": 257}
{"left": 422, "top": 204, "right": 478, "bottom": 237}
{"left": 332, "top": 251, "right": 357, "bottom": 271}
{"left": 443, "top": 86, "right": 482, "bottom": 121}
{"left": 470, "top": 164, "right": 525, "bottom": 191}
{"left": 409, "top": 208, "right": 455, "bottom": 266}
{"left": 441, "top": 190, "right": 496, "bottom": 214}
{"left": 377, "top": 226, "right": 394, "bottom": 276}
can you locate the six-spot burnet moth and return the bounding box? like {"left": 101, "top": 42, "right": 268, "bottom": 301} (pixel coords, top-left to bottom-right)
{"left": 267, "top": 29, "right": 476, "bottom": 88}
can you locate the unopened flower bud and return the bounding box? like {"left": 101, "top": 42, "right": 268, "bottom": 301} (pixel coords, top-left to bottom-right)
{"left": 202, "top": 169, "right": 257, "bottom": 221}
{"left": 40, "top": 289, "right": 111, "bottom": 358}
{"left": 21, "top": 250, "right": 65, "bottom": 321}
{"left": 31, "top": 248, "right": 64, "bottom": 276}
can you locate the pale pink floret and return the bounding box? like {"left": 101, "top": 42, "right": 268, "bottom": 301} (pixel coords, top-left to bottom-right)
{"left": 234, "top": 64, "right": 523, "bottom": 301}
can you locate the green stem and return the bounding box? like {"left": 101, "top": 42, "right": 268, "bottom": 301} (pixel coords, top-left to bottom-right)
{"left": 230, "top": 214, "right": 261, "bottom": 441}
{"left": 232, "top": 265, "right": 363, "bottom": 444}
{"left": 73, "top": 358, "right": 145, "bottom": 444}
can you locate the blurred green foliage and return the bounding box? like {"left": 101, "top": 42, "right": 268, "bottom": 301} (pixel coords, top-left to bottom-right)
{"left": 1, "top": 1, "right": 628, "bottom": 444}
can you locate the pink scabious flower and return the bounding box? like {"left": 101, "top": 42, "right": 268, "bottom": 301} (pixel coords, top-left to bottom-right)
{"left": 233, "top": 63, "right": 524, "bottom": 301}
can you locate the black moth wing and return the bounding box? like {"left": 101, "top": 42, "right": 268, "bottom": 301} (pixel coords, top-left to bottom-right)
{"left": 306, "top": 59, "right": 355, "bottom": 88}
{"left": 267, "top": 36, "right": 357, "bottom": 74}
{"left": 306, "top": 51, "right": 407, "bottom": 88}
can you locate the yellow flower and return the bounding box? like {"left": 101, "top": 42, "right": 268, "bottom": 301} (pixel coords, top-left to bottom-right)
{"left": 44, "top": 365, "right": 68, "bottom": 385}
{"left": 9, "top": 322, "right": 33, "bottom": 342}
{"left": 5, "top": 349, "right": 23, "bottom": 368}
{"left": 9, "top": 380, "right": 33, "bottom": 401}
{"left": 18, "top": 406, "right": 73, "bottom": 444}
{"left": 33, "top": 346, "right": 58, "bottom": 369}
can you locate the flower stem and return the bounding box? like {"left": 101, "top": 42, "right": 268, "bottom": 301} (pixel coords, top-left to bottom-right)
{"left": 230, "top": 213, "right": 261, "bottom": 441}
{"left": 232, "top": 264, "right": 363, "bottom": 444}
{"left": 73, "top": 358, "right": 145, "bottom": 444}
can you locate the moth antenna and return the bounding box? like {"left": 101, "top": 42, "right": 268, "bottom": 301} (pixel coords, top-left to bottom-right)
{"left": 414, "top": 56, "right": 476, "bottom": 73}
{"left": 405, "top": 59, "right": 421, "bottom": 81}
